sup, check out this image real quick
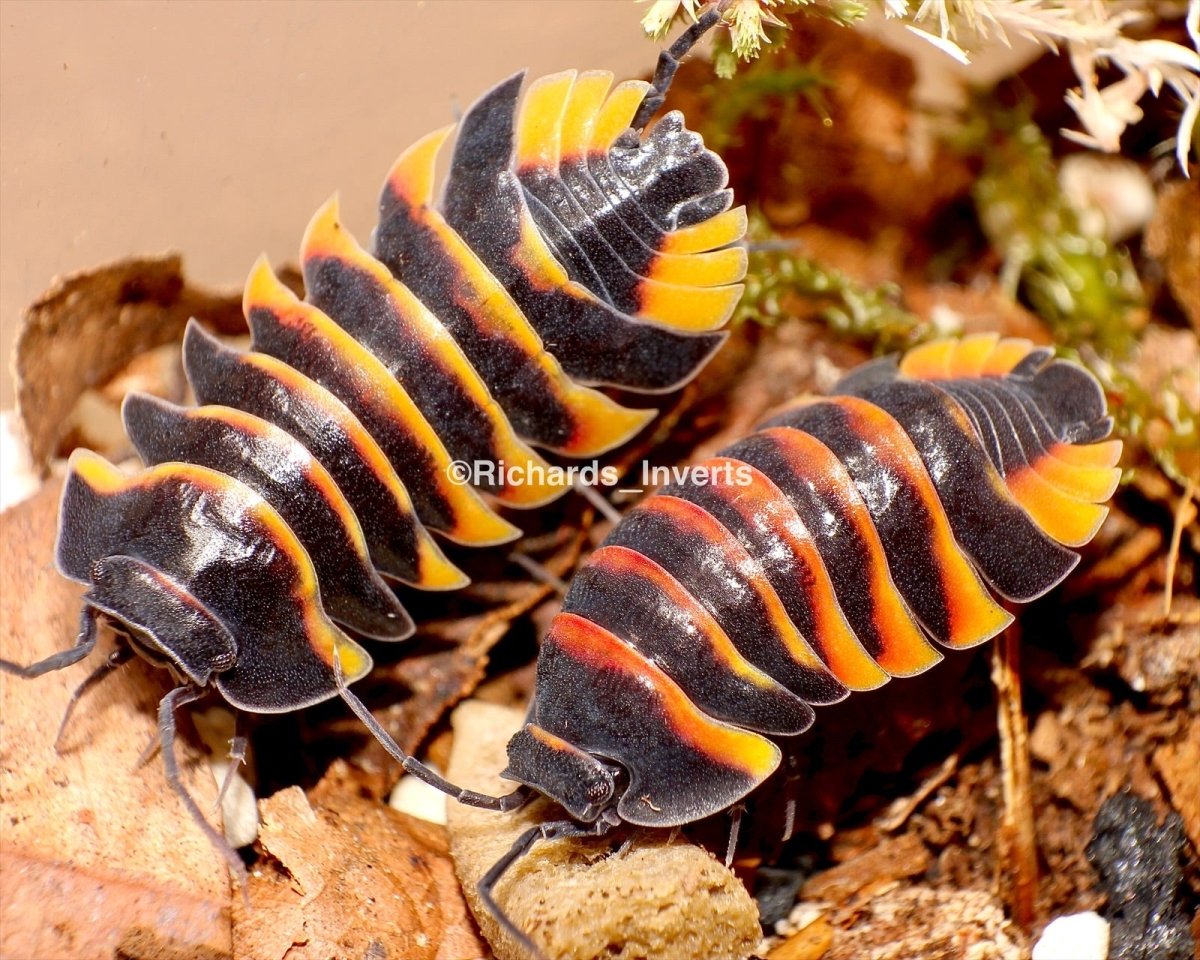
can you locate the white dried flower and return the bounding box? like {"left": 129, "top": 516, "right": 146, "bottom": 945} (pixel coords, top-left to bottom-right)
{"left": 637, "top": 0, "right": 1199, "bottom": 170}
{"left": 640, "top": 0, "right": 701, "bottom": 40}
{"left": 728, "top": 0, "right": 791, "bottom": 59}
{"left": 884, "top": 0, "right": 1200, "bottom": 173}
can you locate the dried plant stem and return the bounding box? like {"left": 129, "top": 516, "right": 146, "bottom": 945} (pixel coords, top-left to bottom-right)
{"left": 992, "top": 624, "right": 1038, "bottom": 929}
{"left": 877, "top": 753, "right": 959, "bottom": 833}
{"left": 1164, "top": 478, "right": 1196, "bottom": 618}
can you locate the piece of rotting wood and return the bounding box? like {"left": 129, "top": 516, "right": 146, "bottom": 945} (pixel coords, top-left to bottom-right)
{"left": 992, "top": 622, "right": 1038, "bottom": 929}
{"left": 0, "top": 481, "right": 232, "bottom": 960}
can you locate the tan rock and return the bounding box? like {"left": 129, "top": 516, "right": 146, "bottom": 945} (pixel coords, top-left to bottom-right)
{"left": 445, "top": 701, "right": 762, "bottom": 960}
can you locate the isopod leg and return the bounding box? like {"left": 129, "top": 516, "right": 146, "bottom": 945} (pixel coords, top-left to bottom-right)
{"left": 573, "top": 478, "right": 623, "bottom": 527}
{"left": 478, "top": 815, "right": 619, "bottom": 960}
{"left": 725, "top": 802, "right": 745, "bottom": 867}
{"left": 54, "top": 644, "right": 134, "bottom": 752}
{"left": 781, "top": 746, "right": 801, "bottom": 843}
{"left": 0, "top": 603, "right": 103, "bottom": 678}
{"left": 508, "top": 550, "right": 569, "bottom": 595}
{"left": 158, "top": 684, "right": 250, "bottom": 895}
{"left": 631, "top": 5, "right": 724, "bottom": 130}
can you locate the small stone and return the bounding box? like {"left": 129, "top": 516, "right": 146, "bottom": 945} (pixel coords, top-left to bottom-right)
{"left": 1031, "top": 912, "right": 1110, "bottom": 960}
{"left": 1087, "top": 792, "right": 1193, "bottom": 960}
{"left": 192, "top": 705, "right": 258, "bottom": 849}
{"left": 389, "top": 770, "right": 449, "bottom": 825}
{"left": 1059, "top": 154, "right": 1155, "bottom": 243}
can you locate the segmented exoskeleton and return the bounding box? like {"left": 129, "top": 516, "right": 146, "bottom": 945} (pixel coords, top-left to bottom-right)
{"left": 0, "top": 10, "right": 740, "bottom": 880}
{"left": 360, "top": 334, "right": 1121, "bottom": 955}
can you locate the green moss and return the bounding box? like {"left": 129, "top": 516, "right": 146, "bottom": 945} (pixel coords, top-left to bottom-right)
{"left": 699, "top": 48, "right": 830, "bottom": 147}
{"left": 966, "top": 101, "right": 1198, "bottom": 484}
{"left": 736, "top": 224, "right": 931, "bottom": 353}
{"left": 970, "top": 103, "right": 1144, "bottom": 356}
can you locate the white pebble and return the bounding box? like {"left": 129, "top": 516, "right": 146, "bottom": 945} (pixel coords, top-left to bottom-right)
{"left": 0, "top": 410, "right": 38, "bottom": 513}
{"left": 1032, "top": 911, "right": 1110, "bottom": 960}
{"left": 191, "top": 706, "right": 259, "bottom": 849}
{"left": 389, "top": 769, "right": 448, "bottom": 825}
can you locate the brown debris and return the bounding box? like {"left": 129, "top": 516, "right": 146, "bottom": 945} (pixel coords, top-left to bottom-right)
{"left": 800, "top": 834, "right": 931, "bottom": 905}
{"left": 767, "top": 916, "right": 834, "bottom": 960}
{"left": 1085, "top": 592, "right": 1200, "bottom": 712}
{"left": 444, "top": 701, "right": 761, "bottom": 960}
{"left": 1132, "top": 325, "right": 1200, "bottom": 484}
{"left": 12, "top": 255, "right": 256, "bottom": 473}
{"left": 1144, "top": 180, "right": 1200, "bottom": 332}
{"left": 903, "top": 282, "right": 1052, "bottom": 343}
{"left": 0, "top": 482, "right": 231, "bottom": 960}
{"left": 232, "top": 780, "right": 484, "bottom": 960}
{"left": 723, "top": 20, "right": 972, "bottom": 238}
{"left": 335, "top": 524, "right": 592, "bottom": 795}
{"left": 1152, "top": 717, "right": 1200, "bottom": 855}
{"left": 876, "top": 754, "right": 959, "bottom": 834}
{"left": 390, "top": 529, "right": 585, "bottom": 749}
{"left": 825, "top": 886, "right": 1021, "bottom": 960}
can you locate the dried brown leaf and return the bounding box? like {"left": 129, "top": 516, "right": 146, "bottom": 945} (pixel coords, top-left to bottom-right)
{"left": 233, "top": 782, "right": 484, "bottom": 960}
{"left": 13, "top": 255, "right": 251, "bottom": 472}
{"left": 0, "top": 482, "right": 231, "bottom": 959}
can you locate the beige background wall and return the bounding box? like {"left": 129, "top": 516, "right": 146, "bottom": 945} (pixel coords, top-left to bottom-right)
{"left": 0, "top": 0, "right": 653, "bottom": 408}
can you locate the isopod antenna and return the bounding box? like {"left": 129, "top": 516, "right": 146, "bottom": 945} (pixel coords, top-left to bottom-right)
{"left": 631, "top": 3, "right": 725, "bottom": 130}
{"left": 331, "top": 650, "right": 531, "bottom": 814}
{"left": 331, "top": 648, "right": 562, "bottom": 958}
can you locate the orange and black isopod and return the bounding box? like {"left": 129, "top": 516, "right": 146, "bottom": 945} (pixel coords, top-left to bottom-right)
{"left": 0, "top": 9, "right": 742, "bottom": 882}
{"left": 356, "top": 333, "right": 1121, "bottom": 954}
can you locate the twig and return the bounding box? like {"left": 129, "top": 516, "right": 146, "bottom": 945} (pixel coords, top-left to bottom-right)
{"left": 992, "top": 623, "right": 1038, "bottom": 930}
{"left": 1163, "top": 478, "right": 1196, "bottom": 618}
{"left": 877, "top": 753, "right": 959, "bottom": 833}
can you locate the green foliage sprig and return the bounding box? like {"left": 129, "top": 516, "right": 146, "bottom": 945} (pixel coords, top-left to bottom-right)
{"left": 737, "top": 231, "right": 932, "bottom": 353}
{"left": 969, "top": 104, "right": 1144, "bottom": 358}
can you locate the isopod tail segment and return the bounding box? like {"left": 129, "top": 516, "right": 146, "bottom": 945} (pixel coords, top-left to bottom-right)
{"left": 334, "top": 336, "right": 1120, "bottom": 958}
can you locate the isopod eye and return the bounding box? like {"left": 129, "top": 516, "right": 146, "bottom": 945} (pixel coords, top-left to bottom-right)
{"left": 91, "top": 562, "right": 115, "bottom": 587}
